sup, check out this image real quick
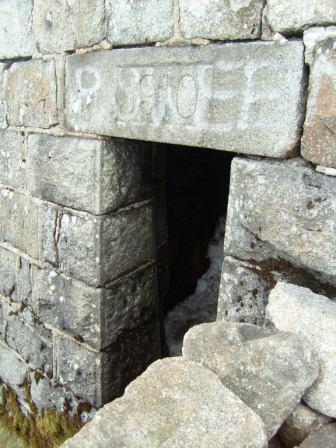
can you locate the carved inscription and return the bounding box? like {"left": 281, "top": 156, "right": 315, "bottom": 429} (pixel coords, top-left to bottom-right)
{"left": 66, "top": 43, "right": 304, "bottom": 155}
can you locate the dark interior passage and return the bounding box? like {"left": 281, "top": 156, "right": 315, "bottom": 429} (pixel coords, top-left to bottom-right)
{"left": 156, "top": 145, "right": 234, "bottom": 315}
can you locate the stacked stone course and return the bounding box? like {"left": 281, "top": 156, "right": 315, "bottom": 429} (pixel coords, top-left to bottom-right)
{"left": 0, "top": 0, "right": 335, "bottom": 446}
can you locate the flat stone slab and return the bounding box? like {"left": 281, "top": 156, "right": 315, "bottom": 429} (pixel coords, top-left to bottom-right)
{"left": 65, "top": 42, "right": 305, "bottom": 158}
{"left": 299, "top": 424, "right": 336, "bottom": 448}
{"left": 183, "top": 321, "right": 319, "bottom": 439}
{"left": 268, "top": 282, "right": 336, "bottom": 418}
{"left": 61, "top": 358, "right": 268, "bottom": 448}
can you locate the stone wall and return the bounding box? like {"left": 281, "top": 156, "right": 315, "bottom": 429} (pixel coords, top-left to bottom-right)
{"left": 0, "top": 0, "right": 335, "bottom": 446}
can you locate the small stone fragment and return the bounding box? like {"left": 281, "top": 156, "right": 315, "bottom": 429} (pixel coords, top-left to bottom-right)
{"left": 183, "top": 321, "right": 319, "bottom": 439}
{"left": 279, "top": 403, "right": 333, "bottom": 447}
{"left": 267, "top": 282, "right": 336, "bottom": 418}
{"left": 61, "top": 358, "right": 268, "bottom": 448}
{"left": 298, "top": 424, "right": 336, "bottom": 448}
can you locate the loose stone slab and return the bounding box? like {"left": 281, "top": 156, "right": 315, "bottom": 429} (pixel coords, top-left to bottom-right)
{"left": 268, "top": 282, "right": 336, "bottom": 418}
{"left": 65, "top": 42, "right": 305, "bottom": 157}
{"left": 0, "top": 0, "right": 33, "bottom": 59}
{"left": 5, "top": 59, "right": 58, "bottom": 128}
{"left": 302, "top": 40, "right": 336, "bottom": 168}
{"left": 61, "top": 358, "right": 268, "bottom": 448}
{"left": 32, "top": 0, "right": 105, "bottom": 53}
{"left": 266, "top": 0, "right": 336, "bottom": 34}
{"left": 180, "top": 0, "right": 264, "bottom": 40}
{"left": 224, "top": 158, "right": 336, "bottom": 285}
{"left": 299, "top": 424, "right": 336, "bottom": 448}
{"left": 183, "top": 321, "right": 319, "bottom": 439}
{"left": 26, "top": 134, "right": 152, "bottom": 214}
{"left": 106, "top": 0, "right": 174, "bottom": 46}
{"left": 279, "top": 403, "right": 332, "bottom": 447}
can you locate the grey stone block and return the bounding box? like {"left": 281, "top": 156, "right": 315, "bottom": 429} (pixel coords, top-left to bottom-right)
{"left": 0, "top": 189, "right": 57, "bottom": 262}
{"left": 0, "top": 343, "right": 29, "bottom": 399}
{"left": 30, "top": 375, "right": 75, "bottom": 414}
{"left": 0, "top": 301, "right": 8, "bottom": 340}
{"left": 180, "top": 0, "right": 264, "bottom": 40}
{"left": 16, "top": 258, "right": 32, "bottom": 305}
{"left": 5, "top": 59, "right": 58, "bottom": 128}
{"left": 266, "top": 0, "right": 336, "bottom": 34}
{"left": 26, "top": 134, "right": 152, "bottom": 214}
{"left": 65, "top": 42, "right": 305, "bottom": 157}
{"left": 302, "top": 40, "right": 336, "bottom": 168}
{"left": 183, "top": 321, "right": 319, "bottom": 439}
{"left": 217, "top": 256, "right": 269, "bottom": 325}
{"left": 0, "top": 0, "right": 33, "bottom": 59}
{"left": 58, "top": 203, "right": 155, "bottom": 286}
{"left": 0, "top": 130, "right": 25, "bottom": 189}
{"left": 268, "top": 282, "right": 336, "bottom": 418}
{"left": 303, "top": 27, "right": 336, "bottom": 65}
{"left": 106, "top": 0, "right": 174, "bottom": 46}
{"left": 0, "top": 64, "right": 6, "bottom": 128}
{"left": 0, "top": 247, "right": 17, "bottom": 299}
{"left": 61, "top": 358, "right": 267, "bottom": 448}
{"left": 224, "top": 158, "right": 336, "bottom": 284}
{"left": 6, "top": 309, "right": 53, "bottom": 376}
{"left": 32, "top": 0, "right": 105, "bottom": 53}
{"left": 299, "top": 424, "right": 336, "bottom": 448}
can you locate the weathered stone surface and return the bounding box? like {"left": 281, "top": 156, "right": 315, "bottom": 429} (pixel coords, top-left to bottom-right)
{"left": 0, "top": 248, "right": 17, "bottom": 299}
{"left": 55, "top": 335, "right": 103, "bottom": 406}
{"left": 266, "top": 0, "right": 336, "bottom": 34}
{"left": 6, "top": 309, "right": 53, "bottom": 376}
{"left": 0, "top": 130, "right": 25, "bottom": 189}
{"left": 32, "top": 265, "right": 156, "bottom": 350}
{"left": 183, "top": 321, "right": 319, "bottom": 439}
{"left": 0, "top": 301, "right": 8, "bottom": 340}
{"left": 26, "top": 134, "right": 152, "bottom": 214}
{"left": 58, "top": 203, "right": 154, "bottom": 286}
{"left": 279, "top": 403, "right": 333, "bottom": 447}
{"left": 180, "top": 0, "right": 264, "bottom": 40}
{"left": 106, "top": 0, "right": 174, "bottom": 46}
{"left": 32, "top": 0, "right": 105, "bottom": 53}
{"left": 30, "top": 375, "right": 75, "bottom": 415}
{"left": 217, "top": 256, "right": 269, "bottom": 325}
{"left": 0, "top": 0, "right": 33, "bottom": 59}
{"left": 302, "top": 41, "right": 336, "bottom": 168}
{"left": 0, "top": 190, "right": 57, "bottom": 262}
{"left": 0, "top": 64, "right": 6, "bottom": 128}
{"left": 299, "top": 424, "right": 336, "bottom": 448}
{"left": 65, "top": 42, "right": 305, "bottom": 157}
{"left": 0, "top": 344, "right": 28, "bottom": 402}
{"left": 225, "top": 158, "right": 336, "bottom": 285}
{"left": 16, "top": 258, "right": 32, "bottom": 305}
{"left": 268, "top": 282, "right": 336, "bottom": 418}
{"left": 61, "top": 358, "right": 268, "bottom": 448}
{"left": 5, "top": 59, "right": 58, "bottom": 128}
{"left": 304, "top": 27, "right": 336, "bottom": 65}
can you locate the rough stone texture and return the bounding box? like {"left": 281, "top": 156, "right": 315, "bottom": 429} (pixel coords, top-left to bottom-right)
{"left": 180, "top": 0, "right": 264, "bottom": 40}
{"left": 266, "top": 0, "right": 336, "bottom": 34}
{"left": 0, "top": 344, "right": 29, "bottom": 403}
{"left": 32, "top": 265, "right": 156, "bottom": 350}
{"left": 57, "top": 203, "right": 154, "bottom": 286}
{"left": 26, "top": 134, "right": 152, "bottom": 214}
{"left": 268, "top": 282, "right": 336, "bottom": 418}
{"left": 304, "top": 27, "right": 336, "bottom": 65}
{"left": 65, "top": 42, "right": 305, "bottom": 157}
{"left": 61, "top": 358, "right": 268, "bottom": 448}
{"left": 224, "top": 158, "right": 336, "bottom": 285}
{"left": 217, "top": 256, "right": 269, "bottom": 325}
{"left": 0, "top": 64, "right": 6, "bottom": 128}
{"left": 302, "top": 41, "right": 336, "bottom": 168}
{"left": 0, "top": 130, "right": 25, "bottom": 189}
{"left": 106, "top": 0, "right": 174, "bottom": 46}
{"left": 0, "top": 190, "right": 57, "bottom": 262}
{"left": 32, "top": 0, "right": 105, "bottom": 53}
{"left": 0, "top": 248, "right": 17, "bottom": 299}
{"left": 279, "top": 403, "right": 333, "bottom": 447}
{"left": 6, "top": 309, "right": 53, "bottom": 376}
{"left": 0, "top": 0, "right": 33, "bottom": 59}
{"left": 5, "top": 59, "right": 58, "bottom": 128}
{"left": 299, "top": 424, "right": 336, "bottom": 448}
{"left": 183, "top": 321, "right": 319, "bottom": 439}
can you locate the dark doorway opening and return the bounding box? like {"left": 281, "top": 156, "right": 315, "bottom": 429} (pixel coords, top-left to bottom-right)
{"left": 152, "top": 144, "right": 234, "bottom": 355}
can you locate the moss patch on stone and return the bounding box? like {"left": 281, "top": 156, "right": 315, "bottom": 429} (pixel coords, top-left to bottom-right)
{"left": 0, "top": 383, "right": 84, "bottom": 448}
